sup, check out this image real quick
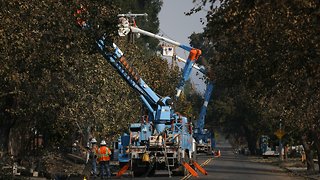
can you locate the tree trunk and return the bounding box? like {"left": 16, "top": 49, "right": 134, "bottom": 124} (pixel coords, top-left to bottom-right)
{"left": 0, "top": 120, "right": 20, "bottom": 157}
{"left": 243, "top": 125, "right": 258, "bottom": 155}
{"left": 247, "top": 138, "right": 257, "bottom": 155}
{"left": 0, "top": 95, "right": 16, "bottom": 156}
{"left": 0, "top": 125, "right": 12, "bottom": 155}
{"left": 316, "top": 141, "right": 320, "bottom": 173}
{"left": 245, "top": 130, "right": 257, "bottom": 155}
{"left": 8, "top": 124, "right": 26, "bottom": 157}
{"left": 301, "top": 134, "right": 315, "bottom": 173}
{"left": 311, "top": 128, "right": 320, "bottom": 173}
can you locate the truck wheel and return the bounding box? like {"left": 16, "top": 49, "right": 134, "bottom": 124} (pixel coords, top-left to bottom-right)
{"left": 146, "top": 164, "right": 156, "bottom": 176}
{"left": 133, "top": 169, "right": 145, "bottom": 177}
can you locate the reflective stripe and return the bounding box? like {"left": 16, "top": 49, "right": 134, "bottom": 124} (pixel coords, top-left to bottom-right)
{"left": 105, "top": 148, "right": 109, "bottom": 156}
{"left": 96, "top": 147, "right": 111, "bottom": 161}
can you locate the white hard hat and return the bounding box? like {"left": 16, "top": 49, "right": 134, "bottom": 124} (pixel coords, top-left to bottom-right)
{"left": 86, "top": 142, "right": 90, "bottom": 148}
{"left": 100, "top": 140, "right": 107, "bottom": 146}
{"left": 91, "top": 138, "right": 97, "bottom": 143}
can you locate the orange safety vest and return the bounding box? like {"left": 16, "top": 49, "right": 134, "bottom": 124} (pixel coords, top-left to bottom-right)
{"left": 96, "top": 146, "right": 111, "bottom": 161}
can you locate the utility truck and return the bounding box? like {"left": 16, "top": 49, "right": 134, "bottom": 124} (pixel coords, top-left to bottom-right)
{"left": 74, "top": 8, "right": 207, "bottom": 177}
{"left": 117, "top": 13, "right": 215, "bottom": 155}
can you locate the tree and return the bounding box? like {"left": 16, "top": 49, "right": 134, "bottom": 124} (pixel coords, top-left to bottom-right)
{"left": 191, "top": 0, "right": 319, "bottom": 168}
{"left": 0, "top": 0, "right": 184, "bottom": 160}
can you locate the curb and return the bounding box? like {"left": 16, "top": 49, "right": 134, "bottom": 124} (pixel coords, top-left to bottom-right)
{"left": 283, "top": 167, "right": 320, "bottom": 180}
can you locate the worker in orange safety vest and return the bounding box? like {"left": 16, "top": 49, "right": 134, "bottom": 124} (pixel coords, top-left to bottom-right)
{"left": 96, "top": 140, "right": 112, "bottom": 179}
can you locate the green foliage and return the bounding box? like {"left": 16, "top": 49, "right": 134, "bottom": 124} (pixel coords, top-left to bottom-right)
{"left": 0, "top": 0, "right": 183, "bottom": 156}
{"left": 192, "top": 0, "right": 320, "bottom": 152}
{"left": 0, "top": 0, "right": 121, "bottom": 150}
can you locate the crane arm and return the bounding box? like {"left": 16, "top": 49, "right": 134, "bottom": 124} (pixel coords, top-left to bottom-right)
{"left": 95, "top": 37, "right": 161, "bottom": 111}
{"left": 74, "top": 6, "right": 174, "bottom": 134}
{"left": 173, "top": 55, "right": 207, "bottom": 75}
{"left": 173, "top": 54, "right": 213, "bottom": 137}
{"left": 96, "top": 36, "right": 173, "bottom": 132}
{"left": 130, "top": 26, "right": 187, "bottom": 50}
{"left": 118, "top": 16, "right": 201, "bottom": 98}
{"left": 195, "top": 82, "right": 214, "bottom": 134}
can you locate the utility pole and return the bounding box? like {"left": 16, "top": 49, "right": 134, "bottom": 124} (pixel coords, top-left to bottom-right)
{"left": 279, "top": 119, "right": 283, "bottom": 161}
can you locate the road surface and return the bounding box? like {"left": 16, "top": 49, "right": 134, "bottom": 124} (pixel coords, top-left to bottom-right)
{"left": 108, "top": 138, "right": 305, "bottom": 180}
{"left": 196, "top": 139, "right": 305, "bottom": 180}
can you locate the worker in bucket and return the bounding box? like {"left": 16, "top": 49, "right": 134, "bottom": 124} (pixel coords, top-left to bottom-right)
{"left": 96, "top": 140, "right": 112, "bottom": 179}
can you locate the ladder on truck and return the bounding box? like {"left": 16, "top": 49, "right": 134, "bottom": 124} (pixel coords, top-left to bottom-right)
{"left": 162, "top": 135, "right": 172, "bottom": 177}
{"left": 144, "top": 134, "right": 172, "bottom": 177}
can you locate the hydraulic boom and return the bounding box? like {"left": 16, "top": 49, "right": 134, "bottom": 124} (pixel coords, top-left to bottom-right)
{"left": 96, "top": 37, "right": 172, "bottom": 133}
{"left": 118, "top": 14, "right": 202, "bottom": 98}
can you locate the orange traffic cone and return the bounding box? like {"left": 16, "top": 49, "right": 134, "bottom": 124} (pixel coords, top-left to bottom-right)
{"left": 214, "top": 150, "right": 221, "bottom": 157}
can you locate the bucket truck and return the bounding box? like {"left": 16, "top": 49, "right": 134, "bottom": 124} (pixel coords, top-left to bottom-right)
{"left": 193, "top": 83, "right": 215, "bottom": 153}
{"left": 94, "top": 37, "right": 197, "bottom": 177}
{"left": 73, "top": 10, "right": 200, "bottom": 176}
{"left": 117, "top": 13, "right": 202, "bottom": 98}
{"left": 117, "top": 14, "right": 215, "bottom": 154}
{"left": 173, "top": 55, "right": 215, "bottom": 154}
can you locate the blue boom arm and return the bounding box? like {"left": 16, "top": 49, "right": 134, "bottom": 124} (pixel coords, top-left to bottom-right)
{"left": 195, "top": 82, "right": 214, "bottom": 134}
{"left": 118, "top": 17, "right": 201, "bottom": 98}
{"left": 96, "top": 35, "right": 172, "bottom": 133}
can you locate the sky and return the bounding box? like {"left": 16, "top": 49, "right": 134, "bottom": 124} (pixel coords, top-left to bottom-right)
{"left": 158, "top": 0, "right": 210, "bottom": 94}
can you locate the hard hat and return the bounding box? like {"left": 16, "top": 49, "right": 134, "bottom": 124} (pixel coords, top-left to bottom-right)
{"left": 100, "top": 140, "right": 107, "bottom": 146}
{"left": 91, "top": 138, "right": 97, "bottom": 143}
{"left": 86, "top": 142, "right": 90, "bottom": 148}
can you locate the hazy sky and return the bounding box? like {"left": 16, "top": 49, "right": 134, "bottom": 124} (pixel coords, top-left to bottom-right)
{"left": 159, "top": 0, "right": 208, "bottom": 51}
{"left": 159, "top": 0, "right": 209, "bottom": 94}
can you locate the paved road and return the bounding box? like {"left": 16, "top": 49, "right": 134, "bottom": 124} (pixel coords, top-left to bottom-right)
{"left": 108, "top": 139, "right": 305, "bottom": 180}
{"left": 194, "top": 139, "right": 306, "bottom": 180}
{"left": 77, "top": 136, "right": 306, "bottom": 180}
